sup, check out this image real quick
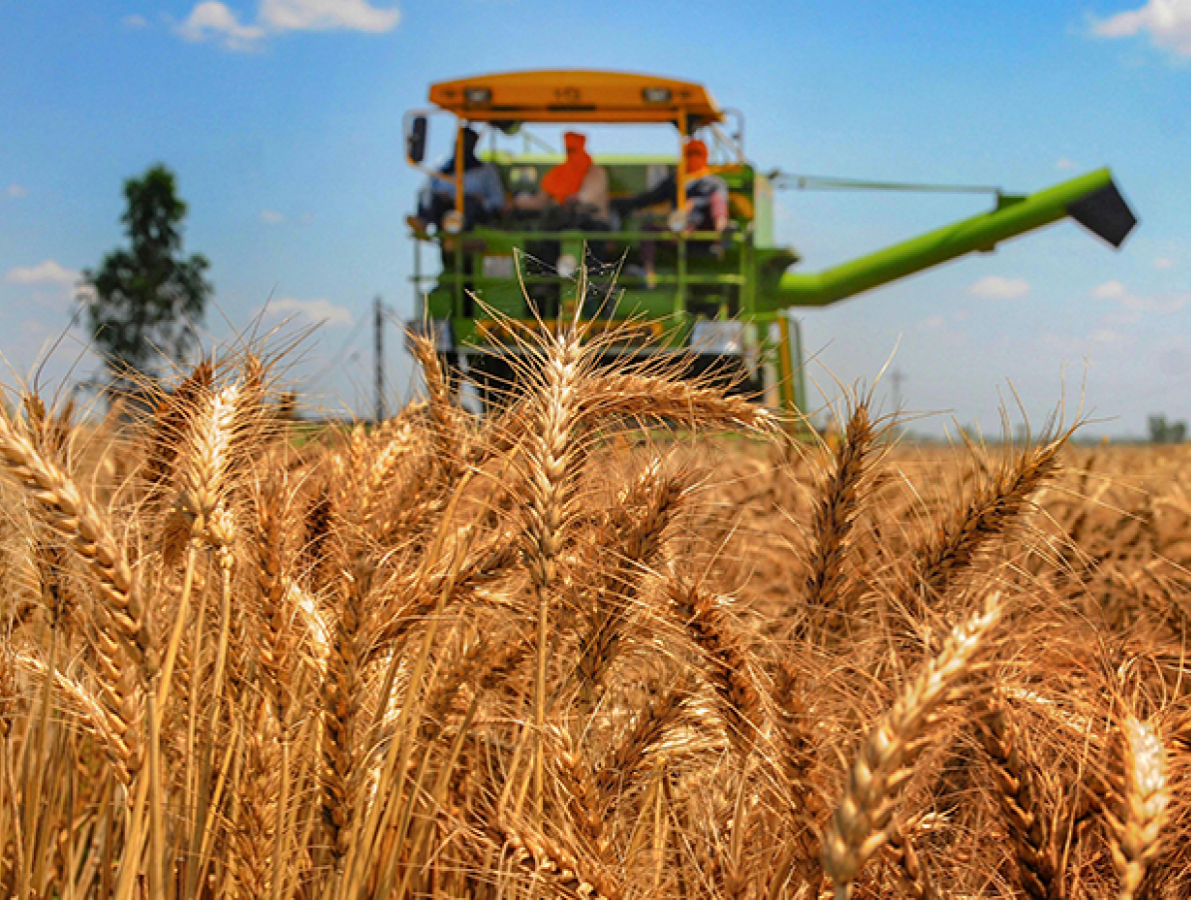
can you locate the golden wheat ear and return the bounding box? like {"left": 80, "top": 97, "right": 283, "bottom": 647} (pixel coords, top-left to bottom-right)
{"left": 517, "top": 323, "right": 587, "bottom": 815}
{"left": 974, "top": 695, "right": 1063, "bottom": 900}
{"left": 407, "top": 330, "right": 470, "bottom": 478}
{"left": 906, "top": 429, "right": 1067, "bottom": 617}
{"left": 885, "top": 815, "right": 938, "bottom": 900}
{"left": 822, "top": 597, "right": 1001, "bottom": 900}
{"left": 577, "top": 369, "right": 778, "bottom": 436}
{"left": 595, "top": 682, "right": 690, "bottom": 807}
{"left": 319, "top": 555, "right": 377, "bottom": 867}
{"left": 1109, "top": 715, "right": 1168, "bottom": 900}
{"left": 666, "top": 574, "right": 763, "bottom": 758}
{"left": 489, "top": 815, "right": 624, "bottom": 900}
{"left": 800, "top": 394, "right": 895, "bottom": 643}
{"left": 0, "top": 407, "right": 146, "bottom": 668}
{"left": 139, "top": 357, "right": 213, "bottom": 502}
{"left": 573, "top": 460, "right": 690, "bottom": 708}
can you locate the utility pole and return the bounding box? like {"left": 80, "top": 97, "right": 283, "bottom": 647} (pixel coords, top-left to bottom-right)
{"left": 891, "top": 368, "right": 905, "bottom": 412}
{"left": 374, "top": 295, "right": 385, "bottom": 422}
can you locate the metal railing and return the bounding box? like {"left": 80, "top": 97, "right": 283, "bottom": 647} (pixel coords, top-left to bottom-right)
{"left": 410, "top": 227, "right": 750, "bottom": 320}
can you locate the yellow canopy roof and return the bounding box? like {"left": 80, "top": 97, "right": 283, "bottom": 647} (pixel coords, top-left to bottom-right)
{"left": 428, "top": 70, "right": 723, "bottom": 126}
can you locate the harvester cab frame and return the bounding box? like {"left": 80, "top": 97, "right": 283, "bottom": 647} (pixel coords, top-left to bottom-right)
{"left": 403, "top": 69, "right": 1137, "bottom": 415}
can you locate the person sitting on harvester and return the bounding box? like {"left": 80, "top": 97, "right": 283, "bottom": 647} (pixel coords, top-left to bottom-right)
{"left": 615, "top": 138, "right": 730, "bottom": 286}
{"left": 513, "top": 131, "right": 610, "bottom": 227}
{"left": 409, "top": 126, "right": 505, "bottom": 236}
{"left": 681, "top": 139, "right": 729, "bottom": 233}
{"left": 615, "top": 138, "right": 728, "bottom": 231}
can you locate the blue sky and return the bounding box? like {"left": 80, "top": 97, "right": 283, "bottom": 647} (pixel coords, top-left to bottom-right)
{"left": 1, "top": 0, "right": 1189, "bottom": 436}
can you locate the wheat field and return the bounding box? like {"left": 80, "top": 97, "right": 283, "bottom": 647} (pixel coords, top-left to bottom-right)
{"left": 0, "top": 317, "right": 1189, "bottom": 900}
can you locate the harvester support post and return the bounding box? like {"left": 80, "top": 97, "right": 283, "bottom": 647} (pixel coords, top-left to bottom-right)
{"left": 777, "top": 313, "right": 797, "bottom": 420}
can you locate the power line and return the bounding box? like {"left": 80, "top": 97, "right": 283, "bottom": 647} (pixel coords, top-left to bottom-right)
{"left": 301, "top": 309, "right": 370, "bottom": 385}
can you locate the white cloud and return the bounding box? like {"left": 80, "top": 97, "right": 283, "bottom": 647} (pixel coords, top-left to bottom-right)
{"left": 1155, "top": 256, "right": 1175, "bottom": 269}
{"left": 177, "top": 0, "right": 399, "bottom": 49}
{"left": 259, "top": 0, "right": 400, "bottom": 32}
{"left": 1093, "top": 278, "right": 1191, "bottom": 313}
{"left": 177, "top": 2, "right": 266, "bottom": 50}
{"left": 967, "top": 275, "right": 1032, "bottom": 300}
{"left": 7, "top": 184, "right": 28, "bottom": 199}
{"left": 1090, "top": 327, "right": 1122, "bottom": 344}
{"left": 1093, "top": 279, "right": 1129, "bottom": 300}
{"left": 5, "top": 260, "right": 79, "bottom": 286}
{"left": 1040, "top": 327, "right": 1136, "bottom": 358}
{"left": 1091, "top": 0, "right": 1191, "bottom": 60}
{"left": 263, "top": 297, "right": 353, "bottom": 327}
{"left": 260, "top": 209, "right": 286, "bottom": 224}
{"left": 123, "top": 14, "right": 149, "bottom": 28}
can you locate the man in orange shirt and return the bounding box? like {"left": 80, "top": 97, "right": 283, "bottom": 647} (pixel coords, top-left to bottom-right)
{"left": 514, "top": 132, "right": 609, "bottom": 223}
{"left": 541, "top": 131, "right": 592, "bottom": 203}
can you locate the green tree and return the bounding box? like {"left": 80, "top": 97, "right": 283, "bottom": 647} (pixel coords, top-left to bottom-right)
{"left": 1148, "top": 414, "right": 1186, "bottom": 444}
{"left": 79, "top": 164, "right": 212, "bottom": 381}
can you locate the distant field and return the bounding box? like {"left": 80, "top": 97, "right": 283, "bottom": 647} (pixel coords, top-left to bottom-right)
{"left": 0, "top": 331, "right": 1188, "bottom": 899}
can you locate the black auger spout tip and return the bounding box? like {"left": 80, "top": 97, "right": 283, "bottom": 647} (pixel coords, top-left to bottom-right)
{"left": 1067, "top": 180, "right": 1138, "bottom": 249}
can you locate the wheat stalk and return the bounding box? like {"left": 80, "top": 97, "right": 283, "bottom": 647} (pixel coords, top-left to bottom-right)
{"left": 667, "top": 576, "right": 763, "bottom": 757}
{"left": 575, "top": 463, "right": 687, "bottom": 705}
{"left": 0, "top": 409, "right": 145, "bottom": 664}
{"left": 974, "top": 696, "right": 1063, "bottom": 900}
{"left": 494, "top": 816, "right": 624, "bottom": 900}
{"left": 1109, "top": 716, "right": 1168, "bottom": 900}
{"left": 176, "top": 382, "right": 240, "bottom": 548}
{"left": 140, "top": 358, "right": 213, "bottom": 501}
{"left": 803, "top": 400, "right": 876, "bottom": 637}
{"left": 520, "top": 322, "right": 585, "bottom": 814}
{"left": 910, "top": 437, "right": 1063, "bottom": 612}
{"left": 822, "top": 597, "right": 1001, "bottom": 900}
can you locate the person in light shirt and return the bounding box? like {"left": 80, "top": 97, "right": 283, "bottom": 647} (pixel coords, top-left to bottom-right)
{"left": 408, "top": 126, "right": 505, "bottom": 236}
{"left": 614, "top": 139, "right": 729, "bottom": 286}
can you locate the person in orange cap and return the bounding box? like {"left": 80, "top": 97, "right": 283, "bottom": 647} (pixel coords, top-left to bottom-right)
{"left": 514, "top": 132, "right": 609, "bottom": 221}
{"left": 541, "top": 131, "right": 592, "bottom": 204}
{"left": 614, "top": 137, "right": 730, "bottom": 286}
{"left": 680, "top": 139, "right": 729, "bottom": 233}
{"left": 614, "top": 139, "right": 727, "bottom": 230}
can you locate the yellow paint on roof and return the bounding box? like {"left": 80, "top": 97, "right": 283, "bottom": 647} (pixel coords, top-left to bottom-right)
{"left": 429, "top": 70, "right": 723, "bottom": 126}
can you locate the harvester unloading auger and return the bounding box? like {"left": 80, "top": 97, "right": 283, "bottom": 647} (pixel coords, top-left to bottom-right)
{"left": 403, "top": 70, "right": 1137, "bottom": 414}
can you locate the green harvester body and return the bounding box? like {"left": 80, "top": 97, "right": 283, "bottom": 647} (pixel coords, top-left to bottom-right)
{"left": 406, "top": 72, "right": 1137, "bottom": 414}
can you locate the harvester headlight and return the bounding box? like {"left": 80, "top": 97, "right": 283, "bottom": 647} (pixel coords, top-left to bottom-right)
{"left": 642, "top": 87, "right": 672, "bottom": 103}
{"left": 691, "top": 321, "right": 745, "bottom": 354}
{"left": 667, "top": 210, "right": 687, "bottom": 233}
{"left": 442, "top": 210, "right": 465, "bottom": 234}
{"left": 464, "top": 87, "right": 492, "bottom": 104}
{"left": 556, "top": 253, "right": 578, "bottom": 280}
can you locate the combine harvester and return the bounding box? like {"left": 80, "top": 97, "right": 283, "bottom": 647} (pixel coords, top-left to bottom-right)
{"left": 403, "top": 70, "right": 1136, "bottom": 413}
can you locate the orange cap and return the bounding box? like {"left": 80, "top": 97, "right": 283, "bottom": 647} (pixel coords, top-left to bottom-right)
{"left": 563, "top": 131, "right": 586, "bottom": 153}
